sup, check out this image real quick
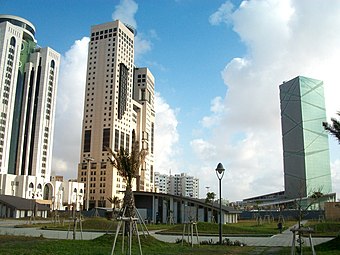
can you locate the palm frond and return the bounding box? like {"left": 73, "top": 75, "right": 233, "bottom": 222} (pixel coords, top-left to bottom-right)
{"left": 105, "top": 142, "right": 148, "bottom": 188}
{"left": 323, "top": 112, "right": 340, "bottom": 144}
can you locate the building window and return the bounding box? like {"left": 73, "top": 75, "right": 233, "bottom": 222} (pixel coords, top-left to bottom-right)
{"left": 151, "top": 122, "right": 154, "bottom": 154}
{"left": 118, "top": 63, "right": 128, "bottom": 119}
{"left": 120, "top": 131, "right": 125, "bottom": 150}
{"left": 126, "top": 134, "right": 130, "bottom": 153}
{"left": 114, "top": 129, "right": 119, "bottom": 151}
{"left": 84, "top": 130, "right": 91, "bottom": 152}
{"left": 102, "top": 128, "right": 110, "bottom": 150}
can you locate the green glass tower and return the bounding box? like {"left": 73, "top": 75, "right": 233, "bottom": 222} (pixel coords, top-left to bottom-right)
{"left": 280, "top": 76, "right": 332, "bottom": 199}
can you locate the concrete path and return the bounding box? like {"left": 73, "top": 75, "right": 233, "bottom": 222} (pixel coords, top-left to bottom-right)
{"left": 0, "top": 219, "right": 103, "bottom": 240}
{"left": 149, "top": 221, "right": 333, "bottom": 247}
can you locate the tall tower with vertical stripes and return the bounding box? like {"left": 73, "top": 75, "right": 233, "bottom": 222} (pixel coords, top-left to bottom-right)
{"left": 0, "top": 15, "right": 59, "bottom": 180}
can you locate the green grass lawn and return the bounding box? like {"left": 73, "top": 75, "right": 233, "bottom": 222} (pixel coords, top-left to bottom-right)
{"left": 0, "top": 234, "right": 253, "bottom": 255}
{"left": 160, "top": 220, "right": 295, "bottom": 236}
{"left": 25, "top": 217, "right": 175, "bottom": 232}
{"left": 0, "top": 234, "right": 339, "bottom": 255}
{"left": 305, "top": 221, "right": 340, "bottom": 237}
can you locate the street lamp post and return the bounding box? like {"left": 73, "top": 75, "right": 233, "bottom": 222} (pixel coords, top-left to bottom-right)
{"left": 85, "top": 157, "right": 94, "bottom": 211}
{"left": 215, "top": 162, "right": 225, "bottom": 245}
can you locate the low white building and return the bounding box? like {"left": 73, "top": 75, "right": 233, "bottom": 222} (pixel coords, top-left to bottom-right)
{"left": 0, "top": 174, "right": 84, "bottom": 216}
{"left": 0, "top": 194, "right": 50, "bottom": 218}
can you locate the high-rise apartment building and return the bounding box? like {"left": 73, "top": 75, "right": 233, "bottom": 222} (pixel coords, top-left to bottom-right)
{"left": 280, "top": 76, "right": 332, "bottom": 199}
{"left": 154, "top": 172, "right": 170, "bottom": 193}
{"left": 0, "top": 15, "right": 60, "bottom": 200}
{"left": 170, "top": 173, "right": 199, "bottom": 198}
{"left": 155, "top": 172, "right": 199, "bottom": 198}
{"left": 77, "top": 20, "right": 155, "bottom": 209}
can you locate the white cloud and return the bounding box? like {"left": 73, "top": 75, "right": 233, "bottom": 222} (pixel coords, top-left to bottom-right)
{"left": 331, "top": 160, "right": 340, "bottom": 200}
{"left": 154, "top": 92, "right": 180, "bottom": 174}
{"left": 52, "top": 37, "right": 89, "bottom": 178}
{"left": 191, "top": 139, "right": 216, "bottom": 161}
{"left": 201, "top": 96, "right": 225, "bottom": 128}
{"left": 209, "top": 1, "right": 233, "bottom": 26}
{"left": 111, "top": 0, "right": 152, "bottom": 62}
{"left": 134, "top": 34, "right": 152, "bottom": 60}
{"left": 193, "top": 0, "right": 340, "bottom": 200}
{"left": 112, "top": 0, "right": 138, "bottom": 29}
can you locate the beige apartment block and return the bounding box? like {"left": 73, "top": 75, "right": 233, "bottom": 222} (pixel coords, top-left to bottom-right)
{"left": 78, "top": 20, "right": 155, "bottom": 209}
{"left": 324, "top": 202, "right": 340, "bottom": 221}
{"left": 133, "top": 67, "right": 155, "bottom": 192}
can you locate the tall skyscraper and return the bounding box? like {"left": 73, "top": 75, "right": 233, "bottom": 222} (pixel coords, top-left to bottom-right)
{"left": 0, "top": 15, "right": 59, "bottom": 179}
{"left": 0, "top": 15, "right": 60, "bottom": 199}
{"left": 280, "top": 76, "right": 332, "bottom": 199}
{"left": 77, "top": 20, "right": 155, "bottom": 209}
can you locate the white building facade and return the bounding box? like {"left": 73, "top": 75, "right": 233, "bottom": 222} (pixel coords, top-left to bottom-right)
{"left": 154, "top": 172, "right": 170, "bottom": 194}
{"left": 155, "top": 172, "right": 199, "bottom": 198}
{"left": 0, "top": 15, "right": 59, "bottom": 179}
{"left": 0, "top": 15, "right": 83, "bottom": 213}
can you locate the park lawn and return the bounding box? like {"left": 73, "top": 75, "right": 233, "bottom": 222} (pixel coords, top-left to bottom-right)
{"left": 305, "top": 221, "right": 340, "bottom": 237}
{"left": 160, "top": 220, "right": 295, "bottom": 235}
{"left": 0, "top": 233, "right": 339, "bottom": 255}
{"left": 0, "top": 234, "right": 253, "bottom": 255}
{"left": 16, "top": 217, "right": 115, "bottom": 231}
{"left": 17, "top": 217, "right": 174, "bottom": 232}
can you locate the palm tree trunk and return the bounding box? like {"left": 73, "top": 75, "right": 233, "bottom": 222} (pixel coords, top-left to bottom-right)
{"left": 123, "top": 187, "right": 135, "bottom": 218}
{"left": 122, "top": 187, "right": 135, "bottom": 236}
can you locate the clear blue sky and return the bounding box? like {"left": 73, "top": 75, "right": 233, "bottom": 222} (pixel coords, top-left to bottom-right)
{"left": 2, "top": 0, "right": 340, "bottom": 201}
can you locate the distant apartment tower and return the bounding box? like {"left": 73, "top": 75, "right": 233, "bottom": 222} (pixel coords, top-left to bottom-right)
{"left": 155, "top": 172, "right": 199, "bottom": 198}
{"left": 280, "top": 76, "right": 332, "bottom": 199}
{"left": 170, "top": 173, "right": 199, "bottom": 198}
{"left": 154, "top": 172, "right": 170, "bottom": 193}
{"left": 77, "top": 20, "right": 155, "bottom": 209}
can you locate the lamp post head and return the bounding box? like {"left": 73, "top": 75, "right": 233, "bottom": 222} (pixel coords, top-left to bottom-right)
{"left": 215, "top": 162, "right": 225, "bottom": 175}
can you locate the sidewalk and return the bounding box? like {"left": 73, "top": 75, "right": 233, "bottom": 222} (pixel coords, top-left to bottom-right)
{"left": 149, "top": 221, "right": 333, "bottom": 247}
{"left": 0, "top": 219, "right": 104, "bottom": 240}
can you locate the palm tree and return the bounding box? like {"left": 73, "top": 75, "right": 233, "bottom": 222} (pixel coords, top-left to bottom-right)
{"left": 205, "top": 192, "right": 216, "bottom": 222}
{"left": 323, "top": 112, "right": 340, "bottom": 143}
{"left": 107, "top": 196, "right": 121, "bottom": 210}
{"left": 106, "top": 142, "right": 147, "bottom": 218}
{"left": 107, "top": 196, "right": 121, "bottom": 219}
{"left": 205, "top": 192, "right": 216, "bottom": 204}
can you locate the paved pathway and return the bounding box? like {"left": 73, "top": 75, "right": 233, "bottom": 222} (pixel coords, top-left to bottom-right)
{"left": 0, "top": 219, "right": 334, "bottom": 246}
{"left": 149, "top": 221, "right": 333, "bottom": 247}
{"left": 0, "top": 219, "right": 103, "bottom": 240}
